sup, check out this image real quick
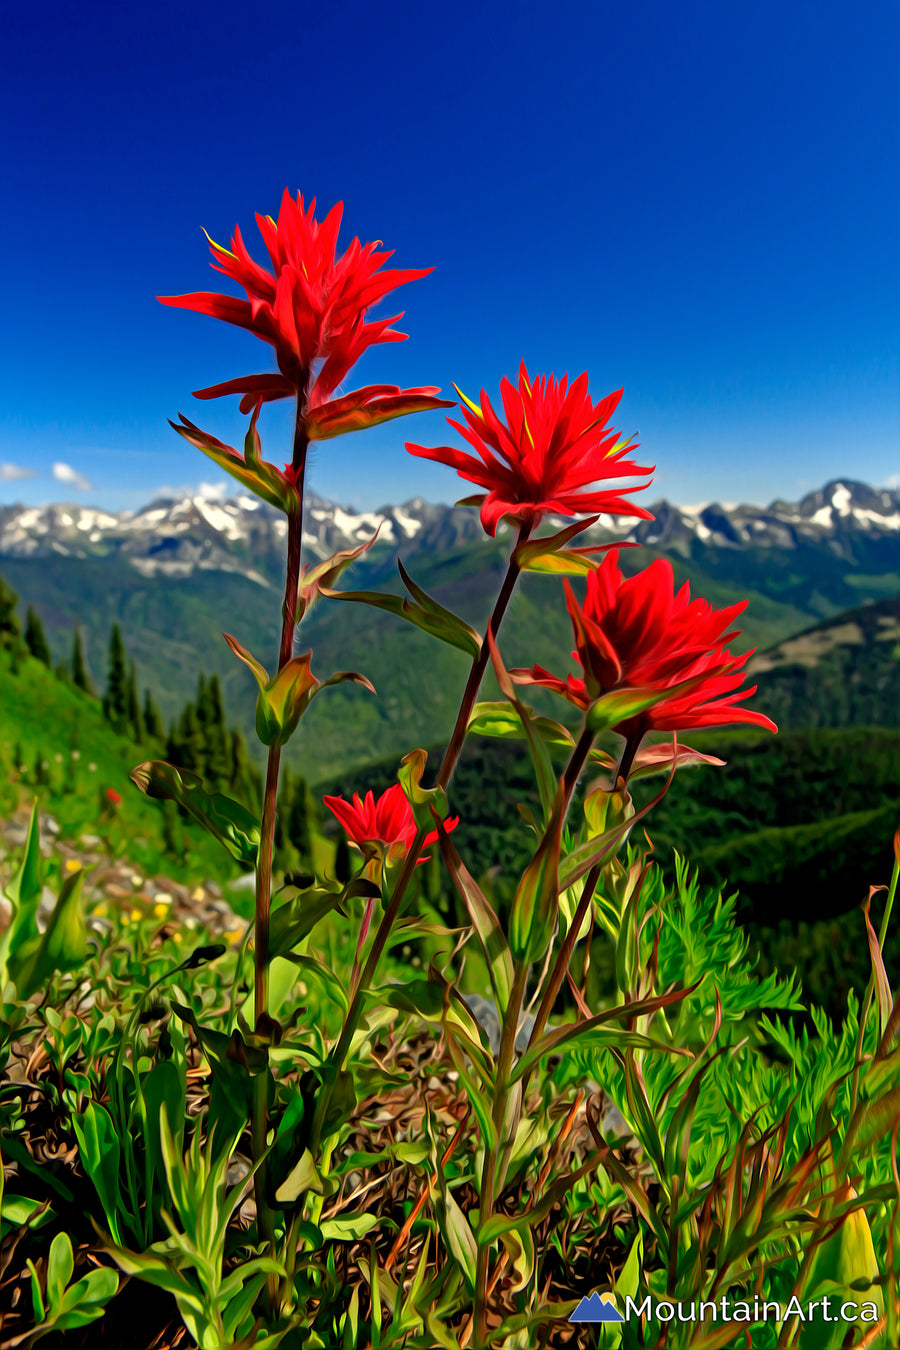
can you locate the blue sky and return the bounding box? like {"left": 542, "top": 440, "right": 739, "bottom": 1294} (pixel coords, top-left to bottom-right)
{"left": 2, "top": 0, "right": 898, "bottom": 515}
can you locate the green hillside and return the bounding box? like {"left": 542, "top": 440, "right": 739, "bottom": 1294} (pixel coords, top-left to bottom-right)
{"left": 0, "top": 645, "right": 247, "bottom": 890}
{"left": 0, "top": 530, "right": 856, "bottom": 783}
{"left": 749, "top": 594, "right": 900, "bottom": 728}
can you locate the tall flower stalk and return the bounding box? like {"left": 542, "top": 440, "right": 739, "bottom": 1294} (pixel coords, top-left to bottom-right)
{"left": 158, "top": 189, "right": 450, "bottom": 1276}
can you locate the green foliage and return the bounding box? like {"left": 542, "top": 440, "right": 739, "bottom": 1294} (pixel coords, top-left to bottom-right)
{"left": 24, "top": 604, "right": 52, "bottom": 666}
{"left": 70, "top": 623, "right": 93, "bottom": 694}
{"left": 0, "top": 573, "right": 21, "bottom": 647}
{"left": 102, "top": 621, "right": 128, "bottom": 732}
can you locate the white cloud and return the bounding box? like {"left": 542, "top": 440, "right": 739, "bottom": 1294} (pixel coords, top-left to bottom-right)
{"left": 152, "top": 478, "right": 230, "bottom": 501}
{"left": 52, "top": 461, "right": 93, "bottom": 491}
{"left": 883, "top": 472, "right": 900, "bottom": 489}
{"left": 0, "top": 461, "right": 39, "bottom": 482}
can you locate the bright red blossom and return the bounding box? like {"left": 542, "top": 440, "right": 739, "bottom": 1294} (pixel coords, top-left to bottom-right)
{"left": 106, "top": 788, "right": 122, "bottom": 806}
{"left": 323, "top": 784, "right": 458, "bottom": 864}
{"left": 512, "top": 548, "right": 777, "bottom": 739}
{"left": 158, "top": 189, "right": 452, "bottom": 435}
{"left": 406, "top": 361, "right": 655, "bottom": 536}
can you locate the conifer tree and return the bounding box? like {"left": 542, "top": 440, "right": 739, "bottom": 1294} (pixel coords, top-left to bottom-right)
{"left": 24, "top": 606, "right": 51, "bottom": 666}
{"left": 202, "top": 674, "right": 231, "bottom": 788}
{"left": 177, "top": 704, "right": 204, "bottom": 775}
{"left": 71, "top": 625, "right": 93, "bottom": 693}
{"left": 165, "top": 718, "right": 181, "bottom": 766}
{"left": 274, "top": 764, "right": 291, "bottom": 856}
{"left": 0, "top": 576, "right": 21, "bottom": 647}
{"left": 334, "top": 834, "right": 352, "bottom": 884}
{"left": 126, "top": 661, "right": 143, "bottom": 742}
{"left": 143, "top": 688, "right": 163, "bottom": 742}
{"left": 103, "top": 623, "right": 128, "bottom": 730}
{"left": 287, "top": 774, "right": 314, "bottom": 864}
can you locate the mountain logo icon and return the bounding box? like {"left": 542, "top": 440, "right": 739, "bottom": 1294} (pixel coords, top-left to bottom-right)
{"left": 569, "top": 1291, "right": 625, "bottom": 1323}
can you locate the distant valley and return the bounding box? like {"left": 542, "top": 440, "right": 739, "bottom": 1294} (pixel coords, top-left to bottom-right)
{"left": 1, "top": 477, "right": 899, "bottom": 780}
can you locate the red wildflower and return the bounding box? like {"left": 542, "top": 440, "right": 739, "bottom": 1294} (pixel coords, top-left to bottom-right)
{"left": 512, "top": 548, "right": 777, "bottom": 743}
{"left": 406, "top": 361, "right": 654, "bottom": 537}
{"left": 106, "top": 788, "right": 122, "bottom": 806}
{"left": 323, "top": 784, "right": 458, "bottom": 864}
{"left": 159, "top": 189, "right": 453, "bottom": 435}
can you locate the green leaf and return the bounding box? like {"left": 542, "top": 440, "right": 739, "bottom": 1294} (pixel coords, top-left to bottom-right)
{"left": 171, "top": 410, "right": 298, "bottom": 515}
{"left": 436, "top": 1184, "right": 478, "bottom": 1291}
{"left": 53, "top": 1266, "right": 118, "bottom": 1329}
{"left": 433, "top": 820, "right": 514, "bottom": 1017}
{"left": 467, "top": 701, "right": 574, "bottom": 748}
{"left": 72, "top": 1103, "right": 123, "bottom": 1245}
{"left": 275, "top": 1148, "right": 325, "bottom": 1203}
{"left": 270, "top": 878, "right": 377, "bottom": 958}
{"left": 130, "top": 760, "right": 260, "bottom": 866}
{"left": 14, "top": 867, "right": 88, "bottom": 999}
{"left": 254, "top": 654, "right": 319, "bottom": 747}
{"left": 397, "top": 748, "right": 449, "bottom": 831}
{"left": 0, "top": 800, "right": 42, "bottom": 984}
{"left": 484, "top": 632, "right": 561, "bottom": 821}
{"left": 46, "top": 1231, "right": 75, "bottom": 1313}
{"left": 320, "top": 1212, "right": 381, "bottom": 1241}
{"left": 509, "top": 985, "right": 694, "bottom": 1085}
{"left": 863, "top": 886, "right": 893, "bottom": 1037}
{"left": 321, "top": 560, "right": 482, "bottom": 659}
{"left": 508, "top": 782, "right": 565, "bottom": 966}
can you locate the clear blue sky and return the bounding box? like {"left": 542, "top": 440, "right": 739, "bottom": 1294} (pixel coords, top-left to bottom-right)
{"left": 2, "top": 0, "right": 898, "bottom": 515}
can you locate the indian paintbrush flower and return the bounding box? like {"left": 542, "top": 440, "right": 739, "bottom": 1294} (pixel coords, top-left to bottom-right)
{"left": 159, "top": 188, "right": 454, "bottom": 442}
{"left": 405, "top": 360, "right": 654, "bottom": 536}
{"left": 323, "top": 784, "right": 459, "bottom": 866}
{"left": 512, "top": 548, "right": 777, "bottom": 769}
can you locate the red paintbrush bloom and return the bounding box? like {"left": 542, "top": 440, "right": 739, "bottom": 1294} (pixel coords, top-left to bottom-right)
{"left": 512, "top": 548, "right": 777, "bottom": 744}
{"left": 106, "top": 788, "right": 122, "bottom": 805}
{"left": 323, "top": 784, "right": 458, "bottom": 864}
{"left": 406, "top": 361, "right": 654, "bottom": 537}
{"left": 159, "top": 189, "right": 453, "bottom": 434}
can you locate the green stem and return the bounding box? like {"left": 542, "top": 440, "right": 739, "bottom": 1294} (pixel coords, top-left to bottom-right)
{"left": 252, "top": 398, "right": 309, "bottom": 1297}
{"left": 310, "top": 526, "right": 531, "bottom": 1153}
{"left": 523, "top": 860, "right": 603, "bottom": 1080}
{"left": 852, "top": 827, "right": 900, "bottom": 1113}
{"left": 474, "top": 964, "right": 528, "bottom": 1349}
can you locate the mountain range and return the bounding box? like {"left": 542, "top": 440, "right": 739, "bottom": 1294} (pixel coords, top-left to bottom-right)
{"left": 1, "top": 478, "right": 898, "bottom": 780}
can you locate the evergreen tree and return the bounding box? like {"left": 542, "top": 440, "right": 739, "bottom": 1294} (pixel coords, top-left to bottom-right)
{"left": 334, "top": 835, "right": 352, "bottom": 884}
{"left": 228, "top": 727, "right": 261, "bottom": 808}
{"left": 143, "top": 688, "right": 163, "bottom": 742}
{"left": 103, "top": 623, "right": 128, "bottom": 730}
{"left": 177, "top": 704, "right": 204, "bottom": 775}
{"left": 287, "top": 774, "right": 314, "bottom": 864}
{"left": 71, "top": 625, "right": 93, "bottom": 693}
{"left": 165, "top": 718, "right": 181, "bottom": 767}
{"left": 126, "top": 661, "right": 143, "bottom": 742}
{"left": 24, "top": 606, "right": 51, "bottom": 666}
{"left": 0, "top": 575, "right": 20, "bottom": 647}
{"left": 201, "top": 674, "right": 231, "bottom": 788}
{"left": 274, "top": 765, "right": 291, "bottom": 856}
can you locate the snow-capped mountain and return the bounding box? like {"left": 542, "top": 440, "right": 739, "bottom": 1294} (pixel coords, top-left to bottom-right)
{"left": 1, "top": 480, "right": 898, "bottom": 581}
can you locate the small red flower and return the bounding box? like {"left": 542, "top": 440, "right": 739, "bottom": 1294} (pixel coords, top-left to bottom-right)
{"left": 406, "top": 361, "right": 654, "bottom": 536}
{"left": 106, "top": 788, "right": 122, "bottom": 806}
{"left": 512, "top": 548, "right": 777, "bottom": 741}
{"left": 324, "top": 784, "right": 458, "bottom": 864}
{"left": 159, "top": 191, "right": 454, "bottom": 436}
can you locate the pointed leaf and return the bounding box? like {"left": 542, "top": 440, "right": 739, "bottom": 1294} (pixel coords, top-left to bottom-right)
{"left": 170, "top": 411, "right": 298, "bottom": 515}
{"left": 467, "top": 701, "right": 574, "bottom": 748}
{"left": 131, "top": 761, "right": 260, "bottom": 865}
{"left": 15, "top": 868, "right": 88, "bottom": 998}
{"left": 433, "top": 818, "right": 514, "bottom": 1016}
